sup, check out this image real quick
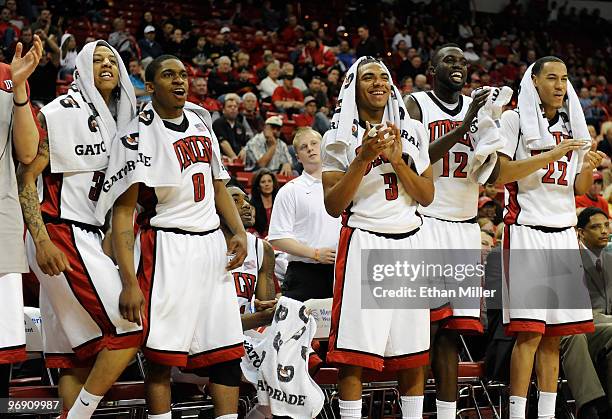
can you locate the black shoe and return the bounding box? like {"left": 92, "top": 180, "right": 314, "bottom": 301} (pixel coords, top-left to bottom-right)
{"left": 578, "top": 402, "right": 600, "bottom": 419}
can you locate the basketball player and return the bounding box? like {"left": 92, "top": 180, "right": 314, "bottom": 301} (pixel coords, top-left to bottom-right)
{"left": 497, "top": 56, "right": 605, "bottom": 419}
{"left": 226, "top": 185, "right": 278, "bottom": 330}
{"left": 405, "top": 44, "right": 489, "bottom": 418}
{"left": 0, "top": 34, "right": 42, "bottom": 399}
{"left": 322, "top": 58, "right": 433, "bottom": 419}
{"left": 17, "top": 41, "right": 141, "bottom": 419}
{"left": 108, "top": 55, "right": 246, "bottom": 419}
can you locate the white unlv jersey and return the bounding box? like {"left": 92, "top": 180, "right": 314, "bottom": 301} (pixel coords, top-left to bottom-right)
{"left": 137, "top": 109, "right": 229, "bottom": 232}
{"left": 411, "top": 91, "right": 477, "bottom": 221}
{"left": 40, "top": 169, "right": 104, "bottom": 226}
{"left": 500, "top": 109, "right": 586, "bottom": 228}
{"left": 232, "top": 233, "right": 264, "bottom": 314}
{"left": 322, "top": 119, "right": 430, "bottom": 234}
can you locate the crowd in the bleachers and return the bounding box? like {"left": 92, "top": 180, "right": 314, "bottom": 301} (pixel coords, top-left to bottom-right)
{"left": 2, "top": 0, "right": 612, "bottom": 416}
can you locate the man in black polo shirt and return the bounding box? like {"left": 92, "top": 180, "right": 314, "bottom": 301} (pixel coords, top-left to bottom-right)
{"left": 212, "top": 94, "right": 248, "bottom": 161}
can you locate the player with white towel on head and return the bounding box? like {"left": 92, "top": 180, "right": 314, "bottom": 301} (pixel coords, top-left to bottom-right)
{"left": 322, "top": 56, "right": 434, "bottom": 419}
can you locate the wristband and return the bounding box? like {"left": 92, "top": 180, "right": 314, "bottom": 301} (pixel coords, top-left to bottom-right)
{"left": 314, "top": 248, "right": 320, "bottom": 262}
{"left": 13, "top": 97, "right": 29, "bottom": 107}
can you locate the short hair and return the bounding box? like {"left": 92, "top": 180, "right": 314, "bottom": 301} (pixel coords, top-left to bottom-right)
{"left": 431, "top": 43, "right": 462, "bottom": 66}
{"left": 266, "top": 63, "right": 279, "bottom": 74}
{"left": 577, "top": 206, "right": 608, "bottom": 229}
{"left": 242, "top": 92, "right": 257, "bottom": 101}
{"left": 532, "top": 56, "right": 565, "bottom": 75}
{"left": 217, "top": 56, "right": 231, "bottom": 65}
{"left": 224, "top": 93, "right": 241, "bottom": 106}
{"left": 292, "top": 127, "right": 322, "bottom": 149}
{"left": 358, "top": 24, "right": 369, "bottom": 31}
{"left": 145, "top": 54, "right": 180, "bottom": 82}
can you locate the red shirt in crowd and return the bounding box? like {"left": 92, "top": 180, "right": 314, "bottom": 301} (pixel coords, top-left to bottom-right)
{"left": 272, "top": 86, "right": 304, "bottom": 103}
{"left": 294, "top": 112, "right": 314, "bottom": 128}
{"left": 575, "top": 194, "right": 610, "bottom": 217}
{"left": 187, "top": 94, "right": 221, "bottom": 113}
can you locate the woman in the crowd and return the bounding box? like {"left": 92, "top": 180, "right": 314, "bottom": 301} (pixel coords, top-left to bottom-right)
{"left": 250, "top": 168, "right": 279, "bottom": 237}
{"left": 59, "top": 34, "right": 77, "bottom": 79}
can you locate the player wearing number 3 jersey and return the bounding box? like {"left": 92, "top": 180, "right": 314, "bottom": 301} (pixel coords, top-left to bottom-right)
{"left": 17, "top": 41, "right": 141, "bottom": 418}
{"left": 322, "top": 57, "right": 433, "bottom": 419}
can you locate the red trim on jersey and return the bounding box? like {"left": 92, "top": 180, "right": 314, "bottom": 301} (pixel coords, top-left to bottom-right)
{"left": 185, "top": 342, "right": 245, "bottom": 369}
{"left": 502, "top": 224, "right": 511, "bottom": 291}
{"left": 136, "top": 184, "right": 158, "bottom": 228}
{"left": 0, "top": 345, "right": 26, "bottom": 364}
{"left": 45, "top": 353, "right": 94, "bottom": 368}
{"left": 137, "top": 227, "right": 157, "bottom": 350}
{"left": 40, "top": 169, "right": 63, "bottom": 219}
{"left": 143, "top": 347, "right": 189, "bottom": 367}
{"left": 442, "top": 316, "right": 484, "bottom": 334}
{"left": 327, "top": 225, "right": 353, "bottom": 362}
{"left": 503, "top": 181, "right": 520, "bottom": 225}
{"left": 46, "top": 223, "right": 142, "bottom": 359}
{"left": 384, "top": 350, "right": 429, "bottom": 371}
{"left": 505, "top": 319, "right": 594, "bottom": 337}
{"left": 430, "top": 303, "right": 453, "bottom": 323}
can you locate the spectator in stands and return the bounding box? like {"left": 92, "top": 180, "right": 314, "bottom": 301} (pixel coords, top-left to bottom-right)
{"left": 458, "top": 18, "right": 474, "bottom": 39}
{"left": 262, "top": 0, "right": 281, "bottom": 31}
{"left": 576, "top": 172, "right": 610, "bottom": 217}
{"left": 580, "top": 87, "right": 593, "bottom": 112}
{"left": 392, "top": 25, "right": 412, "bottom": 51}
{"left": 561, "top": 207, "right": 612, "bottom": 419}
{"left": 272, "top": 72, "right": 304, "bottom": 115}
{"left": 187, "top": 77, "right": 221, "bottom": 114}
{"left": 58, "top": 33, "right": 77, "bottom": 79}
{"left": 250, "top": 168, "right": 280, "bottom": 237}
{"left": 240, "top": 92, "right": 264, "bottom": 139}
{"left": 108, "top": 17, "right": 136, "bottom": 64}
{"left": 478, "top": 196, "right": 502, "bottom": 225}
{"left": 208, "top": 56, "right": 240, "bottom": 97}
{"left": 30, "top": 8, "right": 60, "bottom": 40}
{"left": 258, "top": 62, "right": 281, "bottom": 100}
{"left": 245, "top": 116, "right": 293, "bottom": 176}
{"left": 0, "top": 7, "right": 19, "bottom": 49}
{"left": 398, "top": 54, "right": 427, "bottom": 84}
{"left": 138, "top": 26, "right": 163, "bottom": 68}
{"left": 165, "top": 28, "right": 188, "bottom": 61}
{"left": 355, "top": 24, "right": 382, "bottom": 58}
{"left": 294, "top": 95, "right": 330, "bottom": 135}
{"left": 167, "top": 4, "right": 192, "bottom": 33}
{"left": 268, "top": 128, "right": 340, "bottom": 301}
{"left": 5, "top": 0, "right": 25, "bottom": 30}
{"left": 400, "top": 76, "right": 414, "bottom": 95}
{"left": 29, "top": 49, "right": 59, "bottom": 106}
{"left": 190, "top": 35, "right": 212, "bottom": 69}
{"left": 414, "top": 74, "right": 428, "bottom": 92}
{"left": 328, "top": 25, "right": 348, "bottom": 47}
{"left": 128, "top": 59, "right": 150, "bottom": 105}
{"left": 213, "top": 95, "right": 248, "bottom": 161}
{"left": 303, "top": 76, "right": 328, "bottom": 108}
{"left": 483, "top": 183, "right": 499, "bottom": 200}
{"left": 159, "top": 20, "right": 174, "bottom": 51}
{"left": 208, "top": 32, "right": 236, "bottom": 62}
{"left": 464, "top": 42, "right": 479, "bottom": 63}
{"left": 280, "top": 15, "right": 301, "bottom": 46}
{"left": 598, "top": 126, "right": 612, "bottom": 158}
{"left": 137, "top": 11, "right": 160, "bottom": 40}
{"left": 281, "top": 62, "right": 307, "bottom": 92}
{"left": 298, "top": 31, "right": 335, "bottom": 77}
{"left": 325, "top": 67, "right": 342, "bottom": 101}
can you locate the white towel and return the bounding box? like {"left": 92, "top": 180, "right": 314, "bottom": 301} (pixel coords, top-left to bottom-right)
{"left": 93, "top": 101, "right": 215, "bottom": 223}
{"left": 42, "top": 40, "right": 137, "bottom": 174}
{"left": 328, "top": 56, "right": 429, "bottom": 174}
{"left": 518, "top": 62, "right": 590, "bottom": 150}
{"left": 247, "top": 297, "right": 324, "bottom": 419}
{"left": 467, "top": 86, "right": 513, "bottom": 184}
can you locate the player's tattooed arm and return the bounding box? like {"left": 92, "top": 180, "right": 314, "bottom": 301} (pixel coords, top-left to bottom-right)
{"left": 112, "top": 183, "right": 145, "bottom": 325}
{"left": 17, "top": 113, "right": 72, "bottom": 275}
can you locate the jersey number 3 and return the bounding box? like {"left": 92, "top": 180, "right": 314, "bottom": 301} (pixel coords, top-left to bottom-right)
{"left": 382, "top": 173, "right": 398, "bottom": 201}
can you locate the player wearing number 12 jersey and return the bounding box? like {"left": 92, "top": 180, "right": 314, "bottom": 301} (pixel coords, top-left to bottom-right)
{"left": 17, "top": 42, "right": 141, "bottom": 418}
{"left": 405, "top": 44, "right": 490, "bottom": 419}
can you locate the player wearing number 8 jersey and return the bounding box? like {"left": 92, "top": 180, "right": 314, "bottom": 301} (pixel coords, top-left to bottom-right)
{"left": 497, "top": 56, "right": 605, "bottom": 419}
{"left": 322, "top": 57, "right": 433, "bottom": 419}
{"left": 17, "top": 41, "right": 141, "bottom": 418}
{"left": 99, "top": 55, "right": 247, "bottom": 419}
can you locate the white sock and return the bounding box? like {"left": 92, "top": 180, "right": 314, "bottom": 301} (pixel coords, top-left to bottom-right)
{"left": 148, "top": 413, "right": 171, "bottom": 419}
{"left": 400, "top": 395, "right": 424, "bottom": 419}
{"left": 216, "top": 415, "right": 238, "bottom": 419}
{"left": 537, "top": 391, "right": 556, "bottom": 419}
{"left": 339, "top": 399, "right": 362, "bottom": 418}
{"left": 436, "top": 399, "right": 456, "bottom": 419}
{"left": 66, "top": 388, "right": 103, "bottom": 419}
{"left": 509, "top": 395, "right": 527, "bottom": 419}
